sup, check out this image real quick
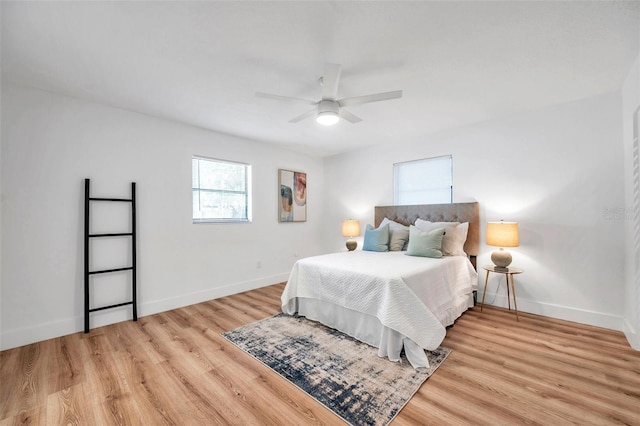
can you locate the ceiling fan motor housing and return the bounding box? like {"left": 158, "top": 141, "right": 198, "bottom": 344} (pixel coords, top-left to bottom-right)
{"left": 318, "top": 100, "right": 339, "bottom": 114}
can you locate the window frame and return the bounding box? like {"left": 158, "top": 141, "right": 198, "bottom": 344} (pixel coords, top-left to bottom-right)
{"left": 192, "top": 155, "right": 252, "bottom": 224}
{"left": 393, "top": 155, "right": 453, "bottom": 205}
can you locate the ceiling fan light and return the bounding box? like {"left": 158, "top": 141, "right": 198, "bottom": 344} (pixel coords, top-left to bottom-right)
{"left": 317, "top": 111, "right": 340, "bottom": 126}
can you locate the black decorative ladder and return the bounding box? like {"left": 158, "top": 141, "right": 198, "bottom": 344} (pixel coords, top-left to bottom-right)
{"left": 84, "top": 178, "right": 137, "bottom": 333}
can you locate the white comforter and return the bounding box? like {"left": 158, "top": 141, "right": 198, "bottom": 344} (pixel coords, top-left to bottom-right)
{"left": 281, "top": 251, "right": 478, "bottom": 368}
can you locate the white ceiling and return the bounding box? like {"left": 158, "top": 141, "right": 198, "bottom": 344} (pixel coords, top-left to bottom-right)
{"left": 2, "top": 1, "right": 639, "bottom": 157}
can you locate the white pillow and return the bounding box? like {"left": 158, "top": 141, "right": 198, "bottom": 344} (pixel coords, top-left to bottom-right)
{"left": 380, "top": 217, "right": 410, "bottom": 251}
{"left": 453, "top": 222, "right": 469, "bottom": 256}
{"left": 414, "top": 219, "right": 468, "bottom": 256}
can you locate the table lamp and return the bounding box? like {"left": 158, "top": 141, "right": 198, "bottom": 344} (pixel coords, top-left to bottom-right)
{"left": 486, "top": 220, "right": 519, "bottom": 270}
{"left": 342, "top": 220, "right": 361, "bottom": 251}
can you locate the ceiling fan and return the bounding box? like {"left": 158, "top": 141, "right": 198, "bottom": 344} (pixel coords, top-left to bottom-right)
{"left": 256, "top": 63, "right": 402, "bottom": 126}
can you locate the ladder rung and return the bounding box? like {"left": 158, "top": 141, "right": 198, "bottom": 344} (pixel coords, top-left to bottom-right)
{"left": 89, "top": 197, "right": 132, "bottom": 202}
{"left": 89, "top": 233, "right": 133, "bottom": 238}
{"left": 89, "top": 266, "right": 133, "bottom": 275}
{"left": 89, "top": 301, "right": 133, "bottom": 313}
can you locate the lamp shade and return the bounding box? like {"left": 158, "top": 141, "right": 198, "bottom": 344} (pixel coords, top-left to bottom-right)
{"left": 486, "top": 221, "right": 519, "bottom": 247}
{"left": 342, "top": 220, "right": 361, "bottom": 238}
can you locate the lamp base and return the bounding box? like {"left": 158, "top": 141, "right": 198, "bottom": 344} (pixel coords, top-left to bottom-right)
{"left": 491, "top": 248, "right": 512, "bottom": 269}
{"left": 346, "top": 239, "right": 357, "bottom": 251}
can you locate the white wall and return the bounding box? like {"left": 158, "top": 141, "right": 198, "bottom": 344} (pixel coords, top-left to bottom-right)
{"left": 622, "top": 53, "right": 640, "bottom": 350}
{"left": 0, "top": 2, "right": 3, "bottom": 343}
{"left": 1, "top": 82, "right": 632, "bottom": 349}
{"left": 324, "top": 91, "right": 626, "bottom": 331}
{"left": 0, "top": 84, "right": 326, "bottom": 350}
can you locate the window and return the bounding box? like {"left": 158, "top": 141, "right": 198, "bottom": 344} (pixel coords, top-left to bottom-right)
{"left": 192, "top": 156, "right": 252, "bottom": 223}
{"left": 393, "top": 155, "right": 452, "bottom": 205}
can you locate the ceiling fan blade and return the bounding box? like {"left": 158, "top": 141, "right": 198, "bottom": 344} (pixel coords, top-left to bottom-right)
{"left": 289, "top": 108, "right": 318, "bottom": 123}
{"left": 339, "top": 90, "right": 403, "bottom": 107}
{"left": 339, "top": 108, "right": 362, "bottom": 124}
{"left": 255, "top": 92, "right": 316, "bottom": 106}
{"left": 321, "top": 63, "right": 342, "bottom": 100}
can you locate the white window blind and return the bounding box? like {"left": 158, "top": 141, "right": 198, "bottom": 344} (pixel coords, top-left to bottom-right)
{"left": 192, "top": 156, "right": 252, "bottom": 223}
{"left": 393, "top": 155, "right": 453, "bottom": 205}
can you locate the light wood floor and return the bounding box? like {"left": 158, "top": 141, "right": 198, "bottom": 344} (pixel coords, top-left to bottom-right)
{"left": 1, "top": 283, "right": 639, "bottom": 425}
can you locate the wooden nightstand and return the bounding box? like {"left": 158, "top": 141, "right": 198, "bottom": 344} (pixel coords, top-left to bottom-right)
{"left": 480, "top": 265, "right": 524, "bottom": 321}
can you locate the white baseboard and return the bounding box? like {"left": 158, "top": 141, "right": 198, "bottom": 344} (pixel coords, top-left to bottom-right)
{"left": 481, "top": 292, "right": 624, "bottom": 331}
{"left": 623, "top": 319, "right": 640, "bottom": 350}
{"left": 137, "top": 272, "right": 289, "bottom": 319}
{"left": 0, "top": 273, "right": 289, "bottom": 351}
{"left": 4, "top": 279, "right": 632, "bottom": 351}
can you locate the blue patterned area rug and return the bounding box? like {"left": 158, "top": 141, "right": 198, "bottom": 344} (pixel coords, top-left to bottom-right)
{"left": 221, "top": 313, "right": 451, "bottom": 426}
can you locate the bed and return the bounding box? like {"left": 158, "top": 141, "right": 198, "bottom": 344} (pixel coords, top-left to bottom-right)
{"left": 281, "top": 202, "right": 480, "bottom": 368}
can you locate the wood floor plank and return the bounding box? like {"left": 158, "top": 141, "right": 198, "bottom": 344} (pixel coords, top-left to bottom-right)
{"left": 46, "top": 334, "right": 86, "bottom": 395}
{"left": 1, "top": 282, "right": 639, "bottom": 425}
{"left": 0, "top": 406, "right": 46, "bottom": 426}
{"left": 46, "top": 383, "right": 92, "bottom": 426}
{"left": 0, "top": 341, "right": 49, "bottom": 420}
{"left": 113, "top": 343, "right": 182, "bottom": 425}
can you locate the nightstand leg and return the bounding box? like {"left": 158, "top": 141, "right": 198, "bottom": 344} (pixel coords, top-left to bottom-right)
{"left": 506, "top": 274, "right": 511, "bottom": 310}
{"left": 510, "top": 274, "right": 519, "bottom": 322}
{"left": 481, "top": 270, "right": 490, "bottom": 311}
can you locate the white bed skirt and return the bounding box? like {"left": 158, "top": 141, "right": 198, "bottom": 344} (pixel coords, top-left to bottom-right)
{"left": 283, "top": 291, "right": 473, "bottom": 369}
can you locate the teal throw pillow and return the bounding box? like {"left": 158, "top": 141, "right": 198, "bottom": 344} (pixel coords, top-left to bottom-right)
{"left": 362, "top": 224, "right": 390, "bottom": 252}
{"left": 406, "top": 225, "right": 445, "bottom": 258}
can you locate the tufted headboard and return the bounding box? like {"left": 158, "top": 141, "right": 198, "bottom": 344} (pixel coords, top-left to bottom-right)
{"left": 374, "top": 202, "right": 480, "bottom": 269}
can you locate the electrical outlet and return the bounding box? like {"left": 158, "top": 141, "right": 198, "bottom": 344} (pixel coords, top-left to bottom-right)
{"left": 256, "top": 261, "right": 262, "bottom": 269}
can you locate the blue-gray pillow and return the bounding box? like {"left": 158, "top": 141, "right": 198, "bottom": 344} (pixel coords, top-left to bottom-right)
{"left": 362, "top": 224, "right": 389, "bottom": 252}
{"left": 406, "top": 225, "right": 445, "bottom": 258}
{"left": 381, "top": 217, "right": 410, "bottom": 251}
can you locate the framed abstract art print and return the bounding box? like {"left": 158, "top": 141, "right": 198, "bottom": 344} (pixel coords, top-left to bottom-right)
{"left": 278, "top": 169, "right": 306, "bottom": 222}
